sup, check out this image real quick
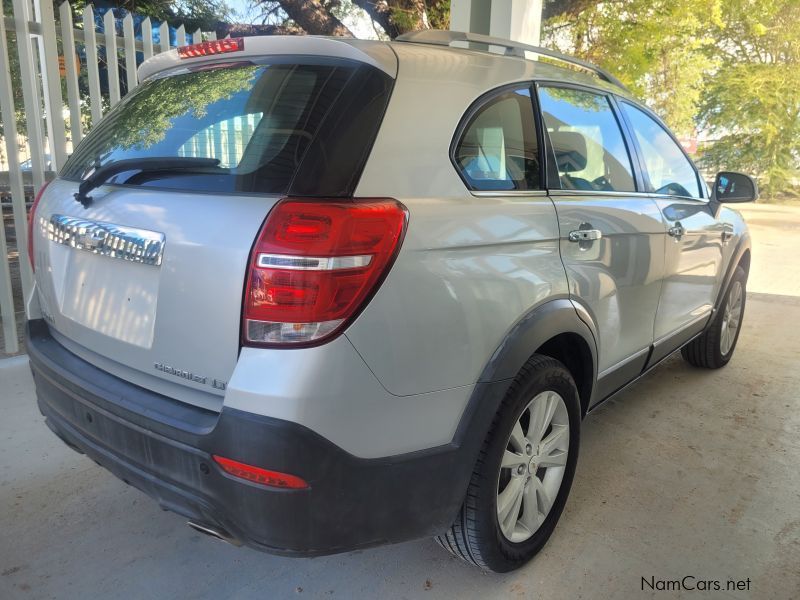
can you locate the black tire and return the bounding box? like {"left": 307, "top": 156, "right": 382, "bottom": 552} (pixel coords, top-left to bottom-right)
{"left": 681, "top": 266, "right": 747, "bottom": 369}
{"left": 435, "top": 354, "right": 581, "bottom": 572}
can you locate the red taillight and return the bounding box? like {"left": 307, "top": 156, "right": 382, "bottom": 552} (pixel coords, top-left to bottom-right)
{"left": 243, "top": 198, "right": 407, "bottom": 346}
{"left": 212, "top": 455, "right": 308, "bottom": 489}
{"left": 177, "top": 38, "right": 244, "bottom": 59}
{"left": 27, "top": 180, "right": 50, "bottom": 272}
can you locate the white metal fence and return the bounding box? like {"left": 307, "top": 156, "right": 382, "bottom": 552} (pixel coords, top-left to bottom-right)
{"left": 0, "top": 1, "right": 215, "bottom": 354}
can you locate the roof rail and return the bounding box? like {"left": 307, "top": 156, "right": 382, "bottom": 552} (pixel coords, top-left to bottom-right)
{"left": 394, "top": 30, "right": 627, "bottom": 91}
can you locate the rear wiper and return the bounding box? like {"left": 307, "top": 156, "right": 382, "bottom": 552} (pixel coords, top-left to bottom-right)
{"left": 74, "top": 157, "right": 221, "bottom": 207}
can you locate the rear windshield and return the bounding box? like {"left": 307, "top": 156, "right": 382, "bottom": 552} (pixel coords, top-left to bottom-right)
{"left": 62, "top": 60, "right": 393, "bottom": 196}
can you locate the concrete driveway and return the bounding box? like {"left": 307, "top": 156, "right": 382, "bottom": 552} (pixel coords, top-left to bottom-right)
{"left": 2, "top": 204, "right": 799, "bottom": 599}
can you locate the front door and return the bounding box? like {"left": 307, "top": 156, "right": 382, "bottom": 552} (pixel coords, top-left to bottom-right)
{"left": 537, "top": 86, "right": 665, "bottom": 400}
{"left": 619, "top": 102, "right": 725, "bottom": 363}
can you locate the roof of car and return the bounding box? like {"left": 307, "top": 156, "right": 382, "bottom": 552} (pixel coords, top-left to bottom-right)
{"left": 138, "top": 32, "right": 634, "bottom": 101}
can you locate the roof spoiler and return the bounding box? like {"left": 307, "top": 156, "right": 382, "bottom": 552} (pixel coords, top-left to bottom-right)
{"left": 138, "top": 36, "right": 398, "bottom": 82}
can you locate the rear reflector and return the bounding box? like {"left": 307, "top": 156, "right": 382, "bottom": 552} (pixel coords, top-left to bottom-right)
{"left": 177, "top": 38, "right": 244, "bottom": 59}
{"left": 27, "top": 180, "right": 51, "bottom": 272}
{"left": 212, "top": 455, "right": 309, "bottom": 489}
{"left": 243, "top": 198, "right": 407, "bottom": 347}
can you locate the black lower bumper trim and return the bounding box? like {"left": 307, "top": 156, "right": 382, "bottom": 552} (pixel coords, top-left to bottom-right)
{"left": 26, "top": 320, "right": 504, "bottom": 556}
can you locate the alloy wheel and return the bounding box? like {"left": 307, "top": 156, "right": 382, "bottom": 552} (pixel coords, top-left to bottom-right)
{"left": 496, "top": 391, "right": 570, "bottom": 543}
{"left": 720, "top": 280, "right": 743, "bottom": 356}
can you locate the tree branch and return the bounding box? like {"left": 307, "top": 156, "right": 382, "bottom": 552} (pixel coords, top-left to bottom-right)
{"left": 352, "top": 1, "right": 401, "bottom": 38}
{"left": 269, "top": 0, "right": 354, "bottom": 36}
{"left": 543, "top": 0, "right": 596, "bottom": 21}
{"left": 215, "top": 22, "right": 305, "bottom": 37}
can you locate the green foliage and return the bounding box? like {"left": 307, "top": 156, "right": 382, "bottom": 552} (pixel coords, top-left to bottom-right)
{"left": 388, "top": 1, "right": 449, "bottom": 32}
{"left": 698, "top": 0, "right": 800, "bottom": 197}
{"left": 426, "top": 0, "right": 449, "bottom": 30}
{"left": 544, "top": 0, "right": 800, "bottom": 198}
{"left": 544, "top": 0, "right": 720, "bottom": 137}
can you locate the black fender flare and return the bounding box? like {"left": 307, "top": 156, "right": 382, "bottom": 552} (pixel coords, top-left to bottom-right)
{"left": 709, "top": 236, "right": 752, "bottom": 325}
{"left": 476, "top": 297, "right": 598, "bottom": 386}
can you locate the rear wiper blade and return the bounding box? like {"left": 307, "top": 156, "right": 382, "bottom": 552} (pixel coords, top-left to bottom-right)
{"left": 74, "top": 157, "right": 220, "bottom": 207}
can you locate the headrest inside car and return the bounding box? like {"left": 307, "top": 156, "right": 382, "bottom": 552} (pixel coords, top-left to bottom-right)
{"left": 549, "top": 130, "right": 588, "bottom": 173}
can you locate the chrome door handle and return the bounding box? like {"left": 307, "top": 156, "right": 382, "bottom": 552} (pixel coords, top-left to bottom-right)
{"left": 668, "top": 223, "right": 685, "bottom": 238}
{"left": 568, "top": 229, "right": 602, "bottom": 242}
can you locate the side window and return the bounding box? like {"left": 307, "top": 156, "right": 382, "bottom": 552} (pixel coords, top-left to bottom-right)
{"left": 538, "top": 86, "right": 635, "bottom": 192}
{"left": 621, "top": 102, "right": 701, "bottom": 198}
{"left": 454, "top": 87, "right": 539, "bottom": 191}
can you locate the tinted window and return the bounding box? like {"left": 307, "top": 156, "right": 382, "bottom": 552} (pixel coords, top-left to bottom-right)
{"left": 454, "top": 87, "right": 539, "bottom": 191}
{"left": 538, "top": 87, "right": 635, "bottom": 192}
{"left": 621, "top": 102, "right": 701, "bottom": 198}
{"left": 62, "top": 62, "right": 393, "bottom": 196}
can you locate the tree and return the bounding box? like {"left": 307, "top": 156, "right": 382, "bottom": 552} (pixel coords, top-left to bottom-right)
{"left": 543, "top": 0, "right": 799, "bottom": 197}
{"left": 268, "top": 0, "right": 352, "bottom": 36}
{"left": 543, "top": 0, "right": 720, "bottom": 137}
{"left": 254, "top": 0, "right": 449, "bottom": 38}
{"left": 698, "top": 0, "right": 800, "bottom": 197}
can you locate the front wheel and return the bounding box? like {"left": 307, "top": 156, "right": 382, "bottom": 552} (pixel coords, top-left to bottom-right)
{"left": 436, "top": 355, "right": 581, "bottom": 572}
{"left": 682, "top": 266, "right": 747, "bottom": 369}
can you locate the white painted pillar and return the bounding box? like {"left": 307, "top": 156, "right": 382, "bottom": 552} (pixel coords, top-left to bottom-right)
{"left": 451, "top": 0, "right": 543, "bottom": 45}
{"left": 450, "top": 0, "right": 490, "bottom": 36}
{"left": 490, "top": 0, "right": 542, "bottom": 46}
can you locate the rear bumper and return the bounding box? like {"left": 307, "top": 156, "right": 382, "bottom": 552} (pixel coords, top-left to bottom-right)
{"left": 26, "top": 319, "right": 482, "bottom": 556}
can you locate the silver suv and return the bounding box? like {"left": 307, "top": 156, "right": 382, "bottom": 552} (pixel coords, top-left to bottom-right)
{"left": 26, "top": 31, "right": 755, "bottom": 572}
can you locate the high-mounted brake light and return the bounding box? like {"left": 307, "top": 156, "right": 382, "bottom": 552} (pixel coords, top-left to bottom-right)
{"left": 27, "top": 180, "right": 51, "bottom": 272}
{"left": 212, "top": 455, "right": 308, "bottom": 489}
{"left": 243, "top": 198, "right": 407, "bottom": 346}
{"left": 177, "top": 38, "right": 244, "bottom": 59}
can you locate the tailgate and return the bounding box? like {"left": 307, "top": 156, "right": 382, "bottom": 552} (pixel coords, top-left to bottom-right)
{"left": 34, "top": 179, "right": 274, "bottom": 411}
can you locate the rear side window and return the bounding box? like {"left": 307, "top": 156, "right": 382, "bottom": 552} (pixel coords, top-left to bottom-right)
{"left": 620, "top": 102, "right": 701, "bottom": 198}
{"left": 453, "top": 87, "right": 540, "bottom": 191}
{"left": 538, "top": 87, "right": 635, "bottom": 192}
{"left": 62, "top": 61, "right": 393, "bottom": 196}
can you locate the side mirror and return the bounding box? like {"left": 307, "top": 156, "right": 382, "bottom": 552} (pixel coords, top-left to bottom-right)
{"left": 714, "top": 171, "right": 758, "bottom": 203}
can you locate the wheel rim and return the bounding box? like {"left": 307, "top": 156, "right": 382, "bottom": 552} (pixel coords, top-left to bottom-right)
{"left": 496, "top": 390, "right": 570, "bottom": 543}
{"left": 720, "top": 280, "right": 743, "bottom": 356}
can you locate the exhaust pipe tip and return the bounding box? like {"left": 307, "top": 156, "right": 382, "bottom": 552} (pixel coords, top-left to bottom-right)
{"left": 187, "top": 521, "right": 242, "bottom": 547}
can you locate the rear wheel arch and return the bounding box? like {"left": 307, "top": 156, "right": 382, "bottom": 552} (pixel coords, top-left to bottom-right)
{"left": 534, "top": 333, "right": 594, "bottom": 417}
{"left": 475, "top": 298, "right": 597, "bottom": 419}
{"left": 738, "top": 248, "right": 751, "bottom": 276}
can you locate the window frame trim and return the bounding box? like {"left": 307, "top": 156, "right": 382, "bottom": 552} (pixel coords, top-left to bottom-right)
{"left": 534, "top": 80, "right": 645, "bottom": 194}
{"left": 615, "top": 98, "right": 707, "bottom": 201}
{"left": 449, "top": 82, "right": 545, "bottom": 194}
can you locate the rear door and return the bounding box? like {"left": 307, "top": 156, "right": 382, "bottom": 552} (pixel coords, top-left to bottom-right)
{"left": 618, "top": 101, "right": 724, "bottom": 364}
{"left": 32, "top": 58, "right": 394, "bottom": 411}
{"left": 537, "top": 85, "right": 666, "bottom": 400}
